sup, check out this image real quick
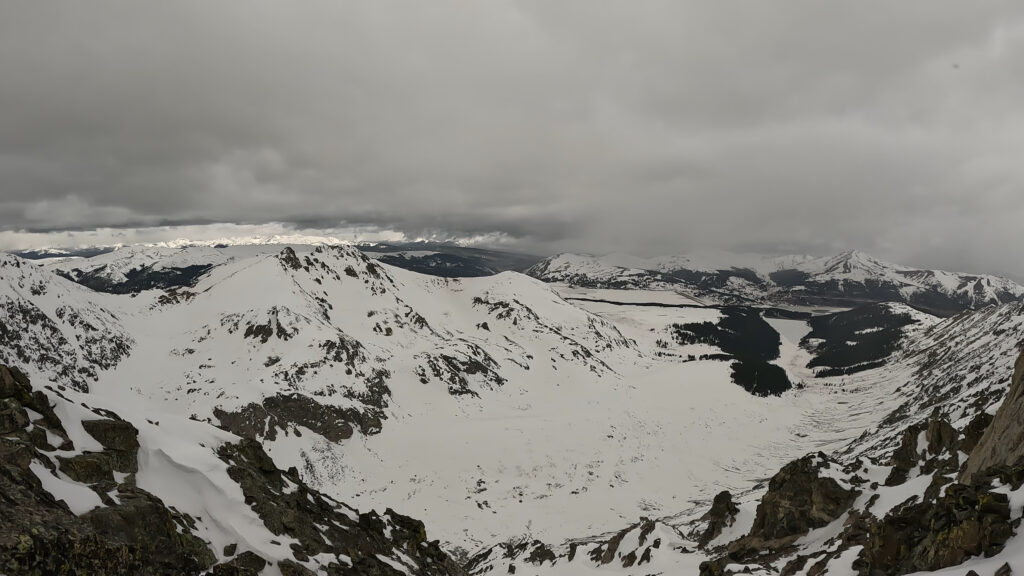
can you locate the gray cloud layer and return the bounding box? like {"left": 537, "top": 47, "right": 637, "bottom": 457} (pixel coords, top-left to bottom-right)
{"left": 2, "top": 1, "right": 1023, "bottom": 274}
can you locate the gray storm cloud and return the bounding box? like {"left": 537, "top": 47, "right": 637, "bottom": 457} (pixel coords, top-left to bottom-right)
{"left": 1, "top": 1, "right": 1023, "bottom": 275}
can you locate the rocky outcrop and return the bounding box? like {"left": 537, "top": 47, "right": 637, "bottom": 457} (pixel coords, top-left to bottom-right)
{"left": 214, "top": 392, "right": 382, "bottom": 442}
{"left": 217, "top": 438, "right": 467, "bottom": 575}
{"left": 698, "top": 454, "right": 859, "bottom": 576}
{"left": 886, "top": 411, "right": 962, "bottom": 487}
{"left": 744, "top": 453, "right": 859, "bottom": 542}
{"left": 961, "top": 346, "right": 1024, "bottom": 481}
{"left": 1, "top": 363, "right": 468, "bottom": 575}
{"left": 858, "top": 482, "right": 1014, "bottom": 575}
{"left": 212, "top": 551, "right": 267, "bottom": 575}
{"left": 959, "top": 411, "right": 995, "bottom": 455}
{"left": 0, "top": 365, "right": 215, "bottom": 575}
{"left": 697, "top": 491, "right": 740, "bottom": 546}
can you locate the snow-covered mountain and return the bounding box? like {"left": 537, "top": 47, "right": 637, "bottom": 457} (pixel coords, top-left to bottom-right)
{"left": 0, "top": 254, "right": 133, "bottom": 392}
{"left": 39, "top": 240, "right": 541, "bottom": 293}
{"left": 528, "top": 250, "right": 1024, "bottom": 315}
{"left": 47, "top": 245, "right": 232, "bottom": 294}
{"left": 3, "top": 242, "right": 1024, "bottom": 576}
{"left": 773, "top": 250, "right": 1024, "bottom": 316}
{"left": 524, "top": 253, "right": 673, "bottom": 290}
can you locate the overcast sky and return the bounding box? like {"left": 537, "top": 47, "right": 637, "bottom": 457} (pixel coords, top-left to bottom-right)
{"left": 2, "top": 1, "right": 1023, "bottom": 275}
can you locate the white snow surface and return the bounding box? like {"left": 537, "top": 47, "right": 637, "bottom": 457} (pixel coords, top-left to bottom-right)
{"left": 3, "top": 244, "right": 1024, "bottom": 576}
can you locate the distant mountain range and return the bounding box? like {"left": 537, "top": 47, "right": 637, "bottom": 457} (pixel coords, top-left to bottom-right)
{"left": 527, "top": 250, "right": 1024, "bottom": 316}
{"left": 15, "top": 239, "right": 1024, "bottom": 316}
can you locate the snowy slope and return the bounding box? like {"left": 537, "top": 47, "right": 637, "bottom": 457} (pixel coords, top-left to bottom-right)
{"left": 0, "top": 254, "right": 132, "bottom": 392}
{"left": 0, "top": 247, "right": 866, "bottom": 553}
{"left": 467, "top": 300, "right": 1024, "bottom": 576}
{"left": 4, "top": 243, "right": 1024, "bottom": 576}
{"left": 1, "top": 363, "right": 466, "bottom": 575}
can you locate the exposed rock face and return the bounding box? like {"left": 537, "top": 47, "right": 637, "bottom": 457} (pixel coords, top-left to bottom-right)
{"left": 961, "top": 346, "right": 1024, "bottom": 481}
{"left": 82, "top": 417, "right": 141, "bottom": 473}
{"left": 2, "top": 364, "right": 467, "bottom": 576}
{"left": 217, "top": 438, "right": 467, "bottom": 575}
{"left": 745, "top": 453, "right": 859, "bottom": 542}
{"left": 211, "top": 550, "right": 268, "bottom": 575}
{"left": 214, "top": 392, "right": 382, "bottom": 443}
{"left": 886, "top": 411, "right": 962, "bottom": 487}
{"left": 0, "top": 365, "right": 215, "bottom": 575}
{"left": 698, "top": 491, "right": 740, "bottom": 546}
{"left": 696, "top": 454, "right": 860, "bottom": 576}
{"left": 858, "top": 482, "right": 1014, "bottom": 575}
{"left": 959, "top": 411, "right": 995, "bottom": 455}
{"left": 584, "top": 518, "right": 659, "bottom": 567}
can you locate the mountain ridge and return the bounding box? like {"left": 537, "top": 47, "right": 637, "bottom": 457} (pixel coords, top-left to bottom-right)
{"left": 528, "top": 249, "right": 1024, "bottom": 315}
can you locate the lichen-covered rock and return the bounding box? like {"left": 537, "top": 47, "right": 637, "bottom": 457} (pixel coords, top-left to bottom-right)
{"left": 0, "top": 397, "right": 30, "bottom": 433}
{"left": 56, "top": 452, "right": 115, "bottom": 484}
{"left": 858, "top": 482, "right": 1013, "bottom": 575}
{"left": 83, "top": 487, "right": 216, "bottom": 570}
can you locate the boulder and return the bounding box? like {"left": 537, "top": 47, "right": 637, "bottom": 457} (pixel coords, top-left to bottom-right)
{"left": 82, "top": 418, "right": 140, "bottom": 452}
{"left": 212, "top": 550, "right": 267, "bottom": 576}
{"left": 57, "top": 452, "right": 114, "bottom": 484}
{"left": 81, "top": 418, "right": 140, "bottom": 473}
